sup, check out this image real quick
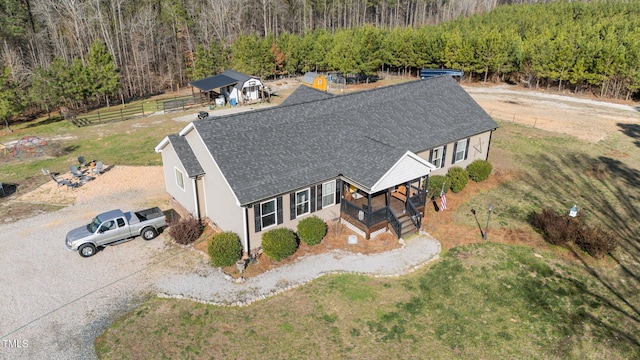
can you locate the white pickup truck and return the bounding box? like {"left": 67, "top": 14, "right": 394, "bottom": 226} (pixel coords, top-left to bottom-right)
{"left": 65, "top": 207, "right": 167, "bottom": 257}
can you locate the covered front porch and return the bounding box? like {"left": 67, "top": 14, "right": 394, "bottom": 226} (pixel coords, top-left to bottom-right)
{"left": 340, "top": 176, "right": 428, "bottom": 239}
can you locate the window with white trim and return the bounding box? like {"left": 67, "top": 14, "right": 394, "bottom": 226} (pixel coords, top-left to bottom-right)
{"left": 431, "top": 146, "right": 444, "bottom": 168}
{"left": 322, "top": 180, "right": 336, "bottom": 207}
{"left": 260, "top": 199, "right": 277, "bottom": 229}
{"left": 295, "top": 189, "right": 310, "bottom": 217}
{"left": 455, "top": 139, "right": 467, "bottom": 163}
{"left": 175, "top": 168, "right": 184, "bottom": 190}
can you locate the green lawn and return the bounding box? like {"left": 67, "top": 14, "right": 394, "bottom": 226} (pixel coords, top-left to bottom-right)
{"left": 95, "top": 243, "right": 639, "bottom": 359}
{"left": 0, "top": 111, "right": 183, "bottom": 182}
{"left": 94, "top": 119, "right": 640, "bottom": 359}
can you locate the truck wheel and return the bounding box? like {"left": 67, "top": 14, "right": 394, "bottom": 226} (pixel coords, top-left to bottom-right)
{"left": 79, "top": 244, "right": 96, "bottom": 257}
{"left": 141, "top": 227, "right": 158, "bottom": 240}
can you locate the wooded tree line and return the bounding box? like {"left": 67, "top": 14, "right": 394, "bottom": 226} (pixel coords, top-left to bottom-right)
{"left": 211, "top": 1, "right": 640, "bottom": 101}
{"left": 1, "top": 0, "right": 639, "bottom": 127}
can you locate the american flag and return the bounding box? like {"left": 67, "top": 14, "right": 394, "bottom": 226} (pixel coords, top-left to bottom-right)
{"left": 440, "top": 186, "right": 447, "bottom": 211}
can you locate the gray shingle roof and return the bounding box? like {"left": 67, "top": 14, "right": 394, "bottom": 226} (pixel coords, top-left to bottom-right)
{"left": 301, "top": 72, "right": 319, "bottom": 84}
{"left": 279, "top": 85, "right": 333, "bottom": 107}
{"left": 191, "top": 76, "right": 498, "bottom": 205}
{"left": 168, "top": 134, "right": 205, "bottom": 178}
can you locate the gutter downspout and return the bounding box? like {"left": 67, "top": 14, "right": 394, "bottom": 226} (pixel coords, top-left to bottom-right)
{"left": 486, "top": 129, "right": 496, "bottom": 160}
{"left": 192, "top": 176, "right": 200, "bottom": 222}
{"left": 243, "top": 207, "right": 250, "bottom": 255}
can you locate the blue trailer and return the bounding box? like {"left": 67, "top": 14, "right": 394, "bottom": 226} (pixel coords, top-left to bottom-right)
{"left": 419, "top": 69, "right": 463, "bottom": 79}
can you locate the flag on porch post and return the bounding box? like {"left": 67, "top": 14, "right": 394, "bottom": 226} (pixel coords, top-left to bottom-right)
{"left": 440, "top": 183, "right": 447, "bottom": 211}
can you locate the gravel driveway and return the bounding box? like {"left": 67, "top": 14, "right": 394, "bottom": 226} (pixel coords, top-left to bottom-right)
{"left": 0, "top": 186, "right": 188, "bottom": 360}
{"left": 0, "top": 166, "right": 441, "bottom": 360}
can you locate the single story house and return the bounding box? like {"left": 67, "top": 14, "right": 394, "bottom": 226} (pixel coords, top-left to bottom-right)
{"left": 189, "top": 70, "right": 263, "bottom": 105}
{"left": 302, "top": 72, "right": 328, "bottom": 91}
{"left": 156, "top": 76, "right": 498, "bottom": 254}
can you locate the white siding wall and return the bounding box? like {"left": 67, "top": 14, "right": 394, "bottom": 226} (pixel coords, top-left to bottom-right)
{"left": 183, "top": 131, "right": 246, "bottom": 246}
{"left": 160, "top": 143, "right": 197, "bottom": 215}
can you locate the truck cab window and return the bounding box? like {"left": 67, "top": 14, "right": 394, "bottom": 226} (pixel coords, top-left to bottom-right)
{"left": 100, "top": 221, "right": 115, "bottom": 232}
{"left": 117, "top": 218, "right": 125, "bottom": 227}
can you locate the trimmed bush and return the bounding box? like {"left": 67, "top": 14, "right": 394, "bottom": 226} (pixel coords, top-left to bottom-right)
{"left": 166, "top": 216, "right": 202, "bottom": 245}
{"left": 466, "top": 160, "right": 492, "bottom": 182}
{"left": 447, "top": 166, "right": 469, "bottom": 193}
{"left": 208, "top": 231, "right": 243, "bottom": 267}
{"left": 426, "top": 175, "right": 451, "bottom": 199}
{"left": 262, "top": 228, "right": 298, "bottom": 261}
{"left": 297, "top": 216, "right": 327, "bottom": 246}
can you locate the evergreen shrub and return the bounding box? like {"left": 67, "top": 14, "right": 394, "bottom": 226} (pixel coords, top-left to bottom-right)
{"left": 426, "top": 175, "right": 450, "bottom": 199}
{"left": 447, "top": 166, "right": 469, "bottom": 193}
{"left": 262, "top": 228, "right": 298, "bottom": 261}
{"left": 466, "top": 160, "right": 492, "bottom": 182}
{"left": 297, "top": 216, "right": 326, "bottom": 246}
{"left": 208, "top": 231, "right": 243, "bottom": 267}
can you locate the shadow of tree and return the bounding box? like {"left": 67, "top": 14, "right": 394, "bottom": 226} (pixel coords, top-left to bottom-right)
{"left": 506, "top": 151, "right": 640, "bottom": 320}
{"left": 0, "top": 183, "right": 18, "bottom": 198}
{"left": 368, "top": 242, "right": 640, "bottom": 357}
{"left": 25, "top": 116, "right": 65, "bottom": 128}
{"left": 618, "top": 123, "right": 640, "bottom": 148}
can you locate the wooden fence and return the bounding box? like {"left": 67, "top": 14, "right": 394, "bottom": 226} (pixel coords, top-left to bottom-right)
{"left": 157, "top": 94, "right": 208, "bottom": 113}
{"left": 69, "top": 105, "right": 146, "bottom": 127}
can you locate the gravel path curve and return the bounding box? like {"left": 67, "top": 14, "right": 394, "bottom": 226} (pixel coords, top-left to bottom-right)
{"left": 157, "top": 235, "right": 440, "bottom": 306}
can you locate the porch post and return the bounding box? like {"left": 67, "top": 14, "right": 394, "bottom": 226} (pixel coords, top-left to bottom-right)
{"left": 386, "top": 188, "right": 390, "bottom": 207}
{"left": 367, "top": 193, "right": 372, "bottom": 239}
{"left": 404, "top": 181, "right": 410, "bottom": 213}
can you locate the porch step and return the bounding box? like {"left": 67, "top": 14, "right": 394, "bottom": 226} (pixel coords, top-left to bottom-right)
{"left": 397, "top": 214, "right": 418, "bottom": 238}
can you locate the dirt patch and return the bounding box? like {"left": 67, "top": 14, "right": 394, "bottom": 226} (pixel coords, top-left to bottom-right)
{"left": 463, "top": 83, "right": 640, "bottom": 143}
{"left": 14, "top": 165, "right": 167, "bottom": 207}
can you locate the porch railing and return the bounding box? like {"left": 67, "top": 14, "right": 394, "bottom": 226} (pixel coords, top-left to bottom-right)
{"left": 341, "top": 200, "right": 387, "bottom": 227}
{"left": 341, "top": 200, "right": 402, "bottom": 236}
{"left": 406, "top": 199, "right": 422, "bottom": 229}
{"left": 408, "top": 185, "right": 427, "bottom": 209}
{"left": 386, "top": 208, "right": 402, "bottom": 238}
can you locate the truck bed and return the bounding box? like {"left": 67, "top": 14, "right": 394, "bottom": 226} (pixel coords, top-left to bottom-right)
{"left": 125, "top": 207, "right": 164, "bottom": 225}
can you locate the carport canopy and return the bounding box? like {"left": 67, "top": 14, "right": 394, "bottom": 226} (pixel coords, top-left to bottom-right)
{"left": 189, "top": 74, "right": 238, "bottom": 92}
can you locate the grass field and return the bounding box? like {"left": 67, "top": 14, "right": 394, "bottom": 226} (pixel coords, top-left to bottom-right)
{"left": 92, "top": 118, "right": 639, "bottom": 359}
{"left": 94, "top": 242, "right": 639, "bottom": 359}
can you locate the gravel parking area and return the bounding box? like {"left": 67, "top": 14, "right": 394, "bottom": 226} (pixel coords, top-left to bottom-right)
{"left": 0, "top": 167, "right": 192, "bottom": 360}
